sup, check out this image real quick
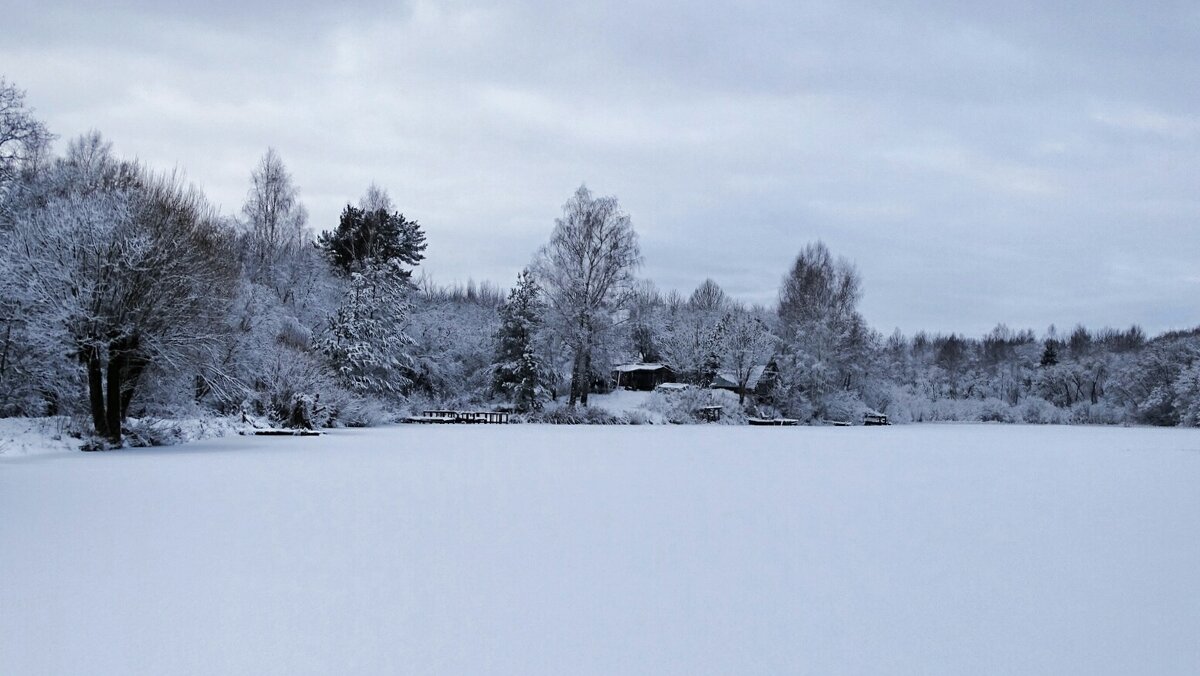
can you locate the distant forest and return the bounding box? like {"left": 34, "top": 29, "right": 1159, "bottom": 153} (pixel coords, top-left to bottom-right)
{"left": 2, "top": 77, "right": 1198, "bottom": 443}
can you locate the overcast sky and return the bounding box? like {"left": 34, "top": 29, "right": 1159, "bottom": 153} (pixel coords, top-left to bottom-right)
{"left": 4, "top": 0, "right": 1198, "bottom": 335}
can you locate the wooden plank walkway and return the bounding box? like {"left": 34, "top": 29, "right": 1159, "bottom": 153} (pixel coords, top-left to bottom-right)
{"left": 406, "top": 410, "right": 511, "bottom": 424}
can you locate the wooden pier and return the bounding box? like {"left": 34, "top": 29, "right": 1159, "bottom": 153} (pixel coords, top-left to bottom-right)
{"left": 407, "top": 410, "right": 511, "bottom": 424}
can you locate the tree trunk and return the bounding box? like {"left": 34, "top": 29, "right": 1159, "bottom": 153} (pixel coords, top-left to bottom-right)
{"left": 120, "top": 350, "right": 148, "bottom": 419}
{"left": 0, "top": 320, "right": 11, "bottom": 379}
{"left": 568, "top": 349, "right": 583, "bottom": 407}
{"left": 106, "top": 350, "right": 125, "bottom": 443}
{"left": 85, "top": 348, "right": 109, "bottom": 440}
{"left": 579, "top": 350, "right": 591, "bottom": 406}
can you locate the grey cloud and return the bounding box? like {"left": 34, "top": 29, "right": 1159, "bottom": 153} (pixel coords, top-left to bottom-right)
{"left": 3, "top": 0, "right": 1198, "bottom": 335}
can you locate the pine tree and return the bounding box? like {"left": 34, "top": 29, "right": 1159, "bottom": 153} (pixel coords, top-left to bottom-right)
{"left": 318, "top": 204, "right": 426, "bottom": 277}
{"left": 1040, "top": 339, "right": 1060, "bottom": 367}
{"left": 492, "top": 270, "right": 549, "bottom": 411}
{"left": 319, "top": 259, "right": 414, "bottom": 397}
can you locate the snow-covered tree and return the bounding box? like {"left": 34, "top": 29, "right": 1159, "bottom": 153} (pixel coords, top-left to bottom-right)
{"left": 0, "top": 77, "right": 52, "bottom": 198}
{"left": 319, "top": 258, "right": 414, "bottom": 397}
{"left": 241, "top": 148, "right": 309, "bottom": 269}
{"left": 774, "top": 241, "right": 872, "bottom": 418}
{"left": 625, "top": 279, "right": 664, "bottom": 363}
{"left": 492, "top": 269, "right": 550, "bottom": 411}
{"left": 0, "top": 133, "right": 239, "bottom": 442}
{"left": 689, "top": 278, "right": 728, "bottom": 314}
{"left": 315, "top": 187, "right": 427, "bottom": 400}
{"left": 359, "top": 183, "right": 393, "bottom": 212}
{"left": 716, "top": 307, "right": 777, "bottom": 404}
{"left": 319, "top": 202, "right": 426, "bottom": 277}
{"left": 533, "top": 185, "right": 641, "bottom": 406}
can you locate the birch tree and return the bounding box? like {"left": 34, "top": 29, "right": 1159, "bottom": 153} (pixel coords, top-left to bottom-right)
{"left": 0, "top": 77, "right": 51, "bottom": 197}
{"left": 534, "top": 185, "right": 640, "bottom": 406}
{"left": 241, "top": 148, "right": 308, "bottom": 269}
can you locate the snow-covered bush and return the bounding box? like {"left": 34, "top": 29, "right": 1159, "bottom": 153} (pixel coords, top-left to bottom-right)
{"left": 123, "top": 418, "right": 190, "bottom": 447}
{"left": 642, "top": 387, "right": 745, "bottom": 424}
{"left": 1020, "top": 397, "right": 1067, "bottom": 424}
{"left": 1067, "top": 402, "right": 1125, "bottom": 425}
{"left": 822, "top": 390, "right": 867, "bottom": 424}
{"left": 978, "top": 397, "right": 1019, "bottom": 423}
{"left": 523, "top": 405, "right": 627, "bottom": 425}
{"left": 624, "top": 409, "right": 656, "bottom": 425}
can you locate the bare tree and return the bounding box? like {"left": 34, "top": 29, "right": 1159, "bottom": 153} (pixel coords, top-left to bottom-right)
{"left": 534, "top": 184, "right": 641, "bottom": 406}
{"left": 688, "top": 278, "right": 728, "bottom": 313}
{"left": 241, "top": 148, "right": 309, "bottom": 267}
{"left": 0, "top": 78, "right": 52, "bottom": 197}
{"left": 778, "top": 241, "right": 861, "bottom": 330}
{"left": 358, "top": 183, "right": 394, "bottom": 212}
{"left": 717, "top": 307, "right": 777, "bottom": 404}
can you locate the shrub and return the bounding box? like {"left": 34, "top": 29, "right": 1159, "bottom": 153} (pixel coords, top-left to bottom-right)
{"left": 1020, "top": 397, "right": 1066, "bottom": 424}
{"left": 643, "top": 387, "right": 745, "bottom": 424}
{"left": 523, "top": 405, "right": 626, "bottom": 425}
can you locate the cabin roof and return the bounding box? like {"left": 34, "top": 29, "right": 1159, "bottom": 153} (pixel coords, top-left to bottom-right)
{"left": 711, "top": 364, "right": 769, "bottom": 389}
{"left": 613, "top": 362, "right": 672, "bottom": 373}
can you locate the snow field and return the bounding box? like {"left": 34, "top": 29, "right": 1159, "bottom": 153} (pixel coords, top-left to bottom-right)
{"left": 2, "top": 424, "right": 1199, "bottom": 675}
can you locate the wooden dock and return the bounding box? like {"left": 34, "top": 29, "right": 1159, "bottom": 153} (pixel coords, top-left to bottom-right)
{"left": 407, "top": 410, "right": 511, "bottom": 424}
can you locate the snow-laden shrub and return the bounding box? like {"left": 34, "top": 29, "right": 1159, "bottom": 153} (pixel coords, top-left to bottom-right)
{"left": 878, "top": 385, "right": 924, "bottom": 423}
{"left": 524, "top": 405, "right": 627, "bottom": 424}
{"left": 929, "top": 398, "right": 977, "bottom": 422}
{"left": 642, "top": 387, "right": 746, "bottom": 424}
{"left": 335, "top": 396, "right": 394, "bottom": 427}
{"left": 113, "top": 416, "right": 242, "bottom": 448}
{"left": 1067, "top": 402, "right": 1125, "bottom": 425}
{"left": 123, "top": 418, "right": 189, "bottom": 447}
{"left": 1020, "top": 397, "right": 1067, "bottom": 424}
{"left": 822, "top": 390, "right": 867, "bottom": 424}
{"left": 625, "top": 409, "right": 656, "bottom": 425}
{"left": 978, "top": 397, "right": 1019, "bottom": 423}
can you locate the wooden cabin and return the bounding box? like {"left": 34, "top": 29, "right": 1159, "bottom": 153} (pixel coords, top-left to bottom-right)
{"left": 612, "top": 363, "right": 676, "bottom": 391}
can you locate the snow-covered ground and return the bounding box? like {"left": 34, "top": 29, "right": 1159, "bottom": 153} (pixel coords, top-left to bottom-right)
{"left": 571, "top": 387, "right": 655, "bottom": 413}
{"left": 3, "top": 424, "right": 1200, "bottom": 675}
{"left": 0, "top": 416, "right": 84, "bottom": 456}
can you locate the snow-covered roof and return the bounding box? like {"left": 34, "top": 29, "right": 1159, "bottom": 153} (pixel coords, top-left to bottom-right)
{"left": 711, "top": 365, "right": 769, "bottom": 390}
{"left": 612, "top": 362, "right": 671, "bottom": 373}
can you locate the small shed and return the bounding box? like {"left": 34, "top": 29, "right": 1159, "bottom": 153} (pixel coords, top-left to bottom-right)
{"left": 612, "top": 363, "right": 676, "bottom": 391}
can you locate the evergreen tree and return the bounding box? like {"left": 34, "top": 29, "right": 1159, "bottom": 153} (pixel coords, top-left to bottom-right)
{"left": 1040, "top": 339, "right": 1060, "bottom": 367}
{"left": 318, "top": 204, "right": 426, "bottom": 277}
{"left": 492, "top": 270, "right": 549, "bottom": 411}
{"left": 319, "top": 259, "right": 414, "bottom": 397}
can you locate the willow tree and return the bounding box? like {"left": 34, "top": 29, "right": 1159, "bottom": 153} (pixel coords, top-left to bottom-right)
{"left": 1, "top": 133, "right": 238, "bottom": 443}
{"left": 534, "top": 185, "right": 641, "bottom": 406}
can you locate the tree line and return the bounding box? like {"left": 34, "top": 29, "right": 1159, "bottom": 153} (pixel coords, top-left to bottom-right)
{"left": 1, "top": 76, "right": 1198, "bottom": 443}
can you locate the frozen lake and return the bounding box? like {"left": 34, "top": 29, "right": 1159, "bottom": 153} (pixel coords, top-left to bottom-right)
{"left": 3, "top": 424, "right": 1199, "bottom": 675}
